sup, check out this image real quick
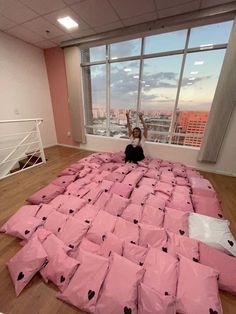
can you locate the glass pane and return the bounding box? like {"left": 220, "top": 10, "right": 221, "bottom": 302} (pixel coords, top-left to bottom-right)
{"left": 144, "top": 30, "right": 187, "bottom": 55}
{"left": 147, "top": 131, "right": 170, "bottom": 143}
{"left": 83, "top": 64, "right": 107, "bottom": 136}
{"left": 110, "top": 60, "right": 140, "bottom": 138}
{"left": 140, "top": 55, "right": 183, "bottom": 140}
{"left": 188, "top": 21, "right": 233, "bottom": 48}
{"left": 110, "top": 39, "right": 141, "bottom": 59}
{"left": 89, "top": 45, "right": 106, "bottom": 62}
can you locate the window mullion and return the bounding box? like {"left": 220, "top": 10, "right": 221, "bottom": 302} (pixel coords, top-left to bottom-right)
{"left": 136, "top": 37, "right": 145, "bottom": 126}
{"left": 106, "top": 45, "right": 110, "bottom": 136}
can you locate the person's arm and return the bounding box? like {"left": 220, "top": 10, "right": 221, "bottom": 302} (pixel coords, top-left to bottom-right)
{"left": 126, "top": 110, "right": 133, "bottom": 137}
{"left": 138, "top": 112, "right": 148, "bottom": 138}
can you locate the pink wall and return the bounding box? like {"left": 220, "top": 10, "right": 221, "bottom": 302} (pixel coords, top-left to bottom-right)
{"left": 44, "top": 47, "right": 79, "bottom": 146}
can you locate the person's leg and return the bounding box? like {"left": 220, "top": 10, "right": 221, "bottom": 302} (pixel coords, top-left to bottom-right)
{"left": 125, "top": 144, "right": 135, "bottom": 162}
{"left": 134, "top": 146, "right": 145, "bottom": 162}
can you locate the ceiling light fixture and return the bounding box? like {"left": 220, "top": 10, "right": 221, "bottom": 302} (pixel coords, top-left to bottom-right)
{"left": 57, "top": 17, "right": 78, "bottom": 29}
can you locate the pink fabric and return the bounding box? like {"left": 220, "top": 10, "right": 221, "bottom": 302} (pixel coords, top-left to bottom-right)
{"left": 154, "top": 191, "right": 170, "bottom": 201}
{"left": 43, "top": 211, "right": 68, "bottom": 235}
{"left": 115, "top": 164, "right": 133, "bottom": 175}
{"left": 70, "top": 182, "right": 98, "bottom": 198}
{"left": 122, "top": 171, "right": 143, "bottom": 188}
{"left": 73, "top": 203, "right": 99, "bottom": 224}
{"left": 77, "top": 238, "right": 101, "bottom": 255}
{"left": 57, "top": 196, "right": 86, "bottom": 215}
{"left": 104, "top": 193, "right": 130, "bottom": 216}
{"left": 123, "top": 241, "right": 148, "bottom": 266}
{"left": 51, "top": 174, "right": 77, "bottom": 188}
{"left": 58, "top": 250, "right": 109, "bottom": 313}
{"left": 113, "top": 217, "right": 139, "bottom": 244}
{"left": 143, "top": 249, "right": 178, "bottom": 296}
{"left": 144, "top": 168, "right": 160, "bottom": 179}
{"left": 173, "top": 185, "right": 191, "bottom": 195}
{"left": 99, "top": 232, "right": 123, "bottom": 257}
{"left": 167, "top": 231, "right": 199, "bottom": 261}
{"left": 86, "top": 210, "right": 117, "bottom": 244}
{"left": 173, "top": 167, "right": 186, "bottom": 178}
{"left": 0, "top": 204, "right": 40, "bottom": 233}
{"left": 66, "top": 177, "right": 90, "bottom": 196}
{"left": 78, "top": 167, "right": 91, "bottom": 178}
{"left": 130, "top": 186, "right": 152, "bottom": 205}
{"left": 190, "top": 177, "right": 217, "bottom": 198}
{"left": 36, "top": 204, "right": 55, "bottom": 221}
{"left": 7, "top": 235, "right": 48, "bottom": 296}
{"left": 160, "top": 173, "right": 176, "bottom": 185}
{"left": 104, "top": 172, "right": 125, "bottom": 182}
{"left": 82, "top": 186, "right": 103, "bottom": 204}
{"left": 164, "top": 207, "right": 189, "bottom": 236}
{"left": 97, "top": 179, "right": 114, "bottom": 192}
{"left": 176, "top": 255, "right": 222, "bottom": 314}
{"left": 199, "top": 242, "right": 236, "bottom": 295}
{"left": 121, "top": 203, "right": 143, "bottom": 224}
{"left": 110, "top": 181, "right": 133, "bottom": 198}
{"left": 27, "top": 183, "right": 65, "bottom": 205}
{"left": 95, "top": 253, "right": 144, "bottom": 314}
{"left": 186, "top": 168, "right": 202, "bottom": 179}
{"left": 148, "top": 159, "right": 160, "bottom": 170}
{"left": 58, "top": 216, "right": 89, "bottom": 249}
{"left": 191, "top": 194, "right": 224, "bottom": 219}
{"left": 141, "top": 204, "right": 164, "bottom": 228}
{"left": 99, "top": 162, "right": 119, "bottom": 172}
{"left": 155, "top": 181, "right": 174, "bottom": 197}
{"left": 139, "top": 224, "right": 167, "bottom": 249}
{"left": 97, "top": 153, "right": 112, "bottom": 163}
{"left": 41, "top": 250, "right": 79, "bottom": 291}
{"left": 159, "top": 166, "right": 172, "bottom": 173}
{"left": 138, "top": 177, "right": 157, "bottom": 188}
{"left": 138, "top": 283, "right": 176, "bottom": 314}
{"left": 93, "top": 171, "right": 112, "bottom": 184}
{"left": 145, "top": 194, "right": 166, "bottom": 210}
{"left": 59, "top": 167, "right": 78, "bottom": 176}
{"left": 167, "top": 192, "right": 193, "bottom": 212}
{"left": 93, "top": 192, "right": 111, "bottom": 211}
{"left": 42, "top": 233, "right": 69, "bottom": 259}
{"left": 175, "top": 176, "right": 189, "bottom": 186}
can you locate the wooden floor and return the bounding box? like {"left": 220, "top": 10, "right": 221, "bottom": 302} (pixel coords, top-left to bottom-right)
{"left": 0, "top": 145, "right": 236, "bottom": 314}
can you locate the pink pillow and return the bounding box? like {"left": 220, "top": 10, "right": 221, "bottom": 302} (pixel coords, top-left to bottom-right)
{"left": 7, "top": 235, "right": 48, "bottom": 296}
{"left": 122, "top": 171, "right": 143, "bottom": 188}
{"left": 155, "top": 181, "right": 174, "bottom": 197}
{"left": 86, "top": 210, "right": 117, "bottom": 244}
{"left": 199, "top": 242, "right": 236, "bottom": 295}
{"left": 113, "top": 217, "right": 139, "bottom": 244}
{"left": 77, "top": 237, "right": 101, "bottom": 255}
{"left": 175, "top": 176, "right": 189, "bottom": 186}
{"left": 138, "top": 177, "right": 157, "bottom": 188}
{"left": 40, "top": 251, "right": 79, "bottom": 292}
{"left": 58, "top": 216, "right": 89, "bottom": 250}
{"left": 123, "top": 241, "right": 148, "bottom": 266}
{"left": 57, "top": 196, "right": 86, "bottom": 215}
{"left": 98, "top": 179, "right": 114, "bottom": 192}
{"left": 167, "top": 192, "right": 193, "bottom": 212}
{"left": 66, "top": 177, "right": 90, "bottom": 196}
{"left": 35, "top": 204, "right": 55, "bottom": 221}
{"left": 99, "top": 162, "right": 119, "bottom": 172}
{"left": 97, "top": 153, "right": 112, "bottom": 163}
{"left": 59, "top": 167, "right": 79, "bottom": 176}
{"left": 191, "top": 194, "right": 224, "bottom": 219}
{"left": 43, "top": 211, "right": 68, "bottom": 235}
{"left": 115, "top": 164, "right": 134, "bottom": 175}
{"left": 176, "top": 255, "right": 223, "bottom": 314}
{"left": 93, "top": 171, "right": 111, "bottom": 183}
{"left": 27, "top": 183, "right": 65, "bottom": 204}
{"left": 190, "top": 177, "right": 217, "bottom": 198}
{"left": 95, "top": 253, "right": 144, "bottom": 314}
{"left": 174, "top": 185, "right": 191, "bottom": 195}
{"left": 138, "top": 283, "right": 176, "bottom": 314}
{"left": 139, "top": 224, "right": 167, "bottom": 249}
{"left": 167, "top": 231, "right": 199, "bottom": 262}
{"left": 0, "top": 204, "right": 40, "bottom": 233}
{"left": 104, "top": 172, "right": 125, "bottom": 182}
{"left": 141, "top": 204, "right": 164, "bottom": 228}
{"left": 144, "top": 168, "right": 160, "bottom": 179}
{"left": 104, "top": 193, "right": 130, "bottom": 216}
{"left": 75, "top": 182, "right": 98, "bottom": 198}
{"left": 145, "top": 194, "right": 166, "bottom": 210}
{"left": 93, "top": 192, "right": 111, "bottom": 211}
{"left": 99, "top": 232, "right": 123, "bottom": 257}
{"left": 58, "top": 250, "right": 109, "bottom": 313}
{"left": 42, "top": 233, "right": 69, "bottom": 259}
{"left": 160, "top": 173, "right": 176, "bottom": 185}
{"left": 51, "top": 175, "right": 77, "bottom": 188}
{"left": 82, "top": 186, "right": 104, "bottom": 204}
{"left": 143, "top": 249, "right": 178, "bottom": 296}
{"left": 110, "top": 181, "right": 133, "bottom": 198}
{"left": 130, "top": 186, "right": 152, "bottom": 205}
{"left": 121, "top": 203, "right": 143, "bottom": 224}
{"left": 164, "top": 207, "right": 189, "bottom": 236}
{"left": 73, "top": 203, "right": 99, "bottom": 224}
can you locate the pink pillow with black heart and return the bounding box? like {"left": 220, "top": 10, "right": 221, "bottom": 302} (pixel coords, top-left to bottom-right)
{"left": 138, "top": 283, "right": 176, "bottom": 314}
{"left": 104, "top": 172, "right": 125, "bottom": 183}
{"left": 7, "top": 235, "right": 48, "bottom": 296}
{"left": 189, "top": 177, "right": 217, "bottom": 198}
{"left": 199, "top": 242, "right": 236, "bottom": 295}
{"left": 35, "top": 204, "right": 55, "bottom": 222}
{"left": 110, "top": 181, "right": 133, "bottom": 199}
{"left": 53, "top": 195, "right": 86, "bottom": 215}
{"left": 191, "top": 194, "right": 224, "bottom": 219}
{"left": 86, "top": 210, "right": 117, "bottom": 244}
{"left": 155, "top": 181, "right": 174, "bottom": 197}
{"left": 123, "top": 241, "right": 148, "bottom": 266}
{"left": 113, "top": 217, "right": 139, "bottom": 245}
{"left": 104, "top": 193, "right": 130, "bottom": 216}
{"left": 73, "top": 203, "right": 99, "bottom": 225}
{"left": 139, "top": 224, "right": 167, "bottom": 250}
{"left": 99, "top": 232, "right": 123, "bottom": 257}
{"left": 27, "top": 183, "right": 65, "bottom": 205}
{"left": 167, "top": 192, "right": 193, "bottom": 212}
{"left": 51, "top": 174, "right": 77, "bottom": 188}
{"left": 145, "top": 194, "right": 166, "bottom": 210}
{"left": 122, "top": 171, "right": 143, "bottom": 188}
{"left": 95, "top": 253, "right": 144, "bottom": 314}
{"left": 57, "top": 250, "right": 109, "bottom": 313}
{"left": 93, "top": 192, "right": 111, "bottom": 211}
{"left": 141, "top": 204, "right": 164, "bottom": 228}
{"left": 130, "top": 186, "right": 152, "bottom": 205}
{"left": 167, "top": 231, "right": 199, "bottom": 262}
{"left": 176, "top": 255, "right": 223, "bottom": 314}
{"left": 121, "top": 203, "right": 143, "bottom": 224}
{"left": 138, "top": 177, "right": 157, "bottom": 188}
{"left": 43, "top": 211, "right": 68, "bottom": 235}
{"left": 164, "top": 207, "right": 189, "bottom": 236}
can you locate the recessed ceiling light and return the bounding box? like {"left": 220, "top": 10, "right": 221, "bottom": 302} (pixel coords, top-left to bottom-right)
{"left": 194, "top": 61, "right": 204, "bottom": 65}
{"left": 57, "top": 17, "right": 78, "bottom": 29}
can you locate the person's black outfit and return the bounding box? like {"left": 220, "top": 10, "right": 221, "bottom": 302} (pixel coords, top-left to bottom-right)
{"left": 125, "top": 144, "right": 145, "bottom": 163}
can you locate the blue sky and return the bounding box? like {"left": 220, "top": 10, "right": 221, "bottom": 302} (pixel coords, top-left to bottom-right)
{"left": 89, "top": 20, "right": 233, "bottom": 111}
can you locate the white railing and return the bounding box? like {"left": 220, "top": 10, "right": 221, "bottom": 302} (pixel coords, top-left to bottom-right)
{"left": 0, "top": 119, "right": 46, "bottom": 179}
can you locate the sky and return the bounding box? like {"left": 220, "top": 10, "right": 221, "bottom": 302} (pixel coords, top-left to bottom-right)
{"left": 88, "top": 20, "right": 233, "bottom": 112}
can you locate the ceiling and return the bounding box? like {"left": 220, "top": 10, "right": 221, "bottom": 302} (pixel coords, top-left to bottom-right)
{"left": 0, "top": 0, "right": 235, "bottom": 49}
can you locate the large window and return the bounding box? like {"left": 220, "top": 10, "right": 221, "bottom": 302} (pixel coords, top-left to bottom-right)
{"left": 81, "top": 20, "right": 233, "bottom": 147}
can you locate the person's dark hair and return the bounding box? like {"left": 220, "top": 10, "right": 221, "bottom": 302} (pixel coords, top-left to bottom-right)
{"left": 133, "top": 127, "right": 142, "bottom": 139}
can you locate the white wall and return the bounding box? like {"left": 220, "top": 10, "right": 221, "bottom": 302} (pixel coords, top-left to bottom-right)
{"left": 80, "top": 106, "right": 236, "bottom": 176}
{"left": 0, "top": 31, "right": 57, "bottom": 147}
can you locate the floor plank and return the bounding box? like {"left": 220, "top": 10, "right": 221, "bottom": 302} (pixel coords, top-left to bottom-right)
{"left": 0, "top": 145, "right": 236, "bottom": 314}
